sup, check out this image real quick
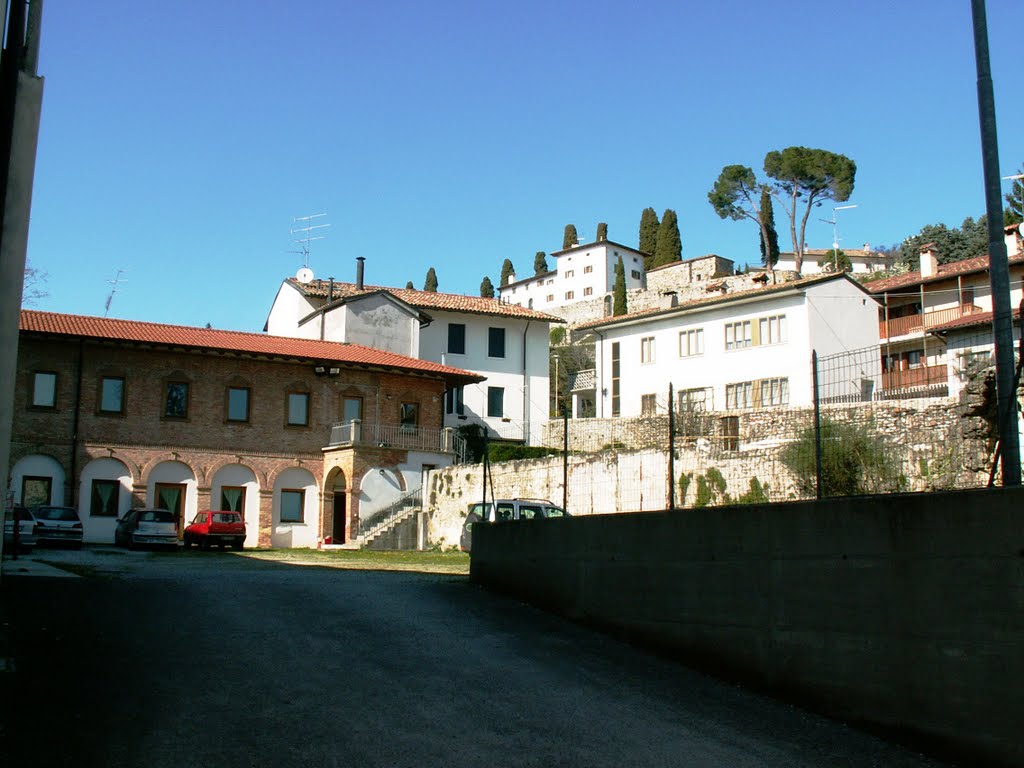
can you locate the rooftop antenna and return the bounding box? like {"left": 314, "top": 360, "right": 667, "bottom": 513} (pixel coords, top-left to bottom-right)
{"left": 819, "top": 204, "right": 857, "bottom": 271}
{"left": 289, "top": 213, "right": 330, "bottom": 270}
{"left": 104, "top": 268, "right": 128, "bottom": 317}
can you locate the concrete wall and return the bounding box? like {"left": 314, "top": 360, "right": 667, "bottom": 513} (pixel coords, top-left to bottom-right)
{"left": 470, "top": 487, "right": 1024, "bottom": 768}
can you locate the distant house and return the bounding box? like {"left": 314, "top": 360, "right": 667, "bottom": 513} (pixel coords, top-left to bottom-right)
{"left": 498, "top": 239, "right": 647, "bottom": 313}
{"left": 865, "top": 226, "right": 1024, "bottom": 399}
{"left": 776, "top": 246, "right": 892, "bottom": 275}
{"left": 266, "top": 260, "right": 562, "bottom": 445}
{"left": 573, "top": 273, "right": 881, "bottom": 419}
{"left": 11, "top": 311, "right": 480, "bottom": 547}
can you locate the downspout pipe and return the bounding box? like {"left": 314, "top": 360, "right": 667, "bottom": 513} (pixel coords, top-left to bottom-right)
{"left": 69, "top": 338, "right": 84, "bottom": 506}
{"left": 522, "top": 320, "right": 531, "bottom": 444}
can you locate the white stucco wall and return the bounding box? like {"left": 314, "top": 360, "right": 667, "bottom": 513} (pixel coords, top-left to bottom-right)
{"left": 9, "top": 454, "right": 66, "bottom": 507}
{"left": 805, "top": 279, "right": 881, "bottom": 359}
{"left": 210, "top": 464, "right": 261, "bottom": 548}
{"left": 78, "top": 457, "right": 133, "bottom": 543}
{"left": 147, "top": 460, "right": 198, "bottom": 533}
{"left": 334, "top": 295, "right": 418, "bottom": 357}
{"left": 265, "top": 281, "right": 318, "bottom": 336}
{"left": 272, "top": 467, "right": 318, "bottom": 548}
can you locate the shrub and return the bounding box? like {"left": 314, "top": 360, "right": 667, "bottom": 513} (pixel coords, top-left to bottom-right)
{"left": 780, "top": 417, "right": 905, "bottom": 497}
{"left": 488, "top": 444, "right": 560, "bottom": 463}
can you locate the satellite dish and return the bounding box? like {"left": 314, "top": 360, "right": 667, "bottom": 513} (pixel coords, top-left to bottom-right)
{"left": 296, "top": 267, "right": 314, "bottom": 283}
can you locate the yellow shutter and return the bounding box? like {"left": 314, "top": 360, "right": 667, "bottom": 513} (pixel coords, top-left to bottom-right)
{"left": 751, "top": 318, "right": 761, "bottom": 347}
{"left": 752, "top": 379, "right": 763, "bottom": 408}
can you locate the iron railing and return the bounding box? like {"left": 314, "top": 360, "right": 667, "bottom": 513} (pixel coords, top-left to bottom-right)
{"left": 327, "top": 421, "right": 467, "bottom": 461}
{"left": 355, "top": 487, "right": 422, "bottom": 541}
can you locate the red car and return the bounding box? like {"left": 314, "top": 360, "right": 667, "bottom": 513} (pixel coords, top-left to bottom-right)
{"left": 183, "top": 510, "right": 246, "bottom": 550}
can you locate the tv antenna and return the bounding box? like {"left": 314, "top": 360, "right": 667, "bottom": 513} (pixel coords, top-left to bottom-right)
{"left": 819, "top": 204, "right": 857, "bottom": 271}
{"left": 104, "top": 268, "right": 128, "bottom": 317}
{"left": 289, "top": 213, "right": 330, "bottom": 269}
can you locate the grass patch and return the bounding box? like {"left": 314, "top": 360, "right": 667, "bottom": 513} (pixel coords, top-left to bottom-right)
{"left": 238, "top": 548, "right": 470, "bottom": 575}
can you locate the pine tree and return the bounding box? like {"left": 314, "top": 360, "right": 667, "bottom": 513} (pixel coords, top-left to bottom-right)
{"left": 499, "top": 259, "right": 515, "bottom": 286}
{"left": 424, "top": 268, "right": 438, "bottom": 292}
{"left": 652, "top": 209, "right": 681, "bottom": 267}
{"left": 613, "top": 257, "right": 627, "bottom": 316}
{"left": 1005, "top": 166, "right": 1024, "bottom": 225}
{"left": 758, "top": 188, "right": 780, "bottom": 268}
{"left": 480, "top": 276, "right": 495, "bottom": 298}
{"left": 639, "top": 207, "right": 660, "bottom": 269}
{"left": 405, "top": 281, "right": 414, "bottom": 290}
{"left": 596, "top": 222, "right": 608, "bottom": 241}
{"left": 562, "top": 224, "right": 578, "bottom": 250}
{"left": 533, "top": 251, "right": 548, "bottom": 275}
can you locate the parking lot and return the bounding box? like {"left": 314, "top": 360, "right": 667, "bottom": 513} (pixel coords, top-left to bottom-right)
{"left": 0, "top": 547, "right": 954, "bottom": 768}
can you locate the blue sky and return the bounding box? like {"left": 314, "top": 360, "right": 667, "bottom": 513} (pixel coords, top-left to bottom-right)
{"left": 24, "top": 0, "right": 1024, "bottom": 331}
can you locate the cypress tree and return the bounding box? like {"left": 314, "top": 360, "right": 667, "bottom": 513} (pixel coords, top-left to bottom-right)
{"left": 533, "top": 251, "right": 548, "bottom": 275}
{"left": 758, "top": 188, "right": 780, "bottom": 269}
{"left": 562, "top": 224, "right": 578, "bottom": 250}
{"left": 424, "top": 268, "right": 438, "bottom": 292}
{"left": 499, "top": 258, "right": 515, "bottom": 286}
{"left": 480, "top": 275, "right": 495, "bottom": 298}
{"left": 613, "top": 257, "right": 627, "bottom": 316}
{"left": 405, "top": 281, "right": 414, "bottom": 289}
{"left": 652, "top": 209, "right": 681, "bottom": 267}
{"left": 638, "top": 207, "right": 660, "bottom": 269}
{"left": 596, "top": 222, "right": 608, "bottom": 241}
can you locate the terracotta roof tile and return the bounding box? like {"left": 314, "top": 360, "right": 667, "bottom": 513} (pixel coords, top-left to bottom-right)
{"left": 291, "top": 279, "right": 564, "bottom": 322}
{"left": 865, "top": 253, "right": 1024, "bottom": 294}
{"left": 20, "top": 310, "right": 483, "bottom": 383}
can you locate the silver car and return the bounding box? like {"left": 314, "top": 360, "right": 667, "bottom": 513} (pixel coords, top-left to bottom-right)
{"left": 30, "top": 505, "right": 83, "bottom": 549}
{"left": 3, "top": 505, "right": 37, "bottom": 552}
{"left": 115, "top": 508, "right": 179, "bottom": 549}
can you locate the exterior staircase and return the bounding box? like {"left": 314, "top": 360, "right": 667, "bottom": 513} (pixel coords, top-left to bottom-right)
{"left": 343, "top": 487, "right": 423, "bottom": 550}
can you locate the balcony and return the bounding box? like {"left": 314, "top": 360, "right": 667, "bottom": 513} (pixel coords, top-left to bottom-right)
{"left": 879, "top": 304, "right": 984, "bottom": 339}
{"left": 327, "top": 420, "right": 465, "bottom": 459}
{"left": 880, "top": 363, "right": 948, "bottom": 395}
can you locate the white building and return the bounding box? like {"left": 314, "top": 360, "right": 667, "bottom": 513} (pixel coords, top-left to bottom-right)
{"left": 776, "top": 246, "right": 892, "bottom": 275}
{"left": 573, "top": 273, "right": 881, "bottom": 418}
{"left": 499, "top": 239, "right": 647, "bottom": 312}
{"left": 266, "top": 261, "right": 562, "bottom": 445}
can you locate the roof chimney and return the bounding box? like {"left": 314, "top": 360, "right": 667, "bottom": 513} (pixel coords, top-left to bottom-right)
{"left": 919, "top": 243, "right": 939, "bottom": 278}
{"left": 327, "top": 277, "right": 334, "bottom": 303}
{"left": 1004, "top": 223, "right": 1021, "bottom": 258}
{"left": 356, "top": 257, "right": 365, "bottom": 291}
{"left": 661, "top": 291, "right": 678, "bottom": 309}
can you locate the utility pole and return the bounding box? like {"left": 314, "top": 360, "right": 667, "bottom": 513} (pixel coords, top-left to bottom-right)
{"left": 971, "top": 0, "right": 1021, "bottom": 486}
{"left": 0, "top": 0, "right": 45, "bottom": 564}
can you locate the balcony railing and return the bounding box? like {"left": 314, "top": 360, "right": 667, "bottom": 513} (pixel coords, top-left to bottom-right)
{"left": 879, "top": 304, "right": 984, "bottom": 339}
{"left": 327, "top": 420, "right": 465, "bottom": 460}
{"left": 881, "top": 363, "right": 948, "bottom": 393}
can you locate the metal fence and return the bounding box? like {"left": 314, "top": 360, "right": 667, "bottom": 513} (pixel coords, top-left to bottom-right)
{"left": 479, "top": 335, "right": 1021, "bottom": 513}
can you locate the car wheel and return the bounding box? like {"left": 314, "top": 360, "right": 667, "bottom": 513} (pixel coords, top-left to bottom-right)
{"left": 200, "top": 537, "right": 210, "bottom": 551}
{"left": 232, "top": 539, "right": 243, "bottom": 551}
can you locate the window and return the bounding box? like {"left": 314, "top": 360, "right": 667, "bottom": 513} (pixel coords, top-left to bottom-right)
{"left": 164, "top": 381, "right": 189, "bottom": 418}
{"left": 546, "top": 294, "right": 554, "bottom": 302}
{"left": 226, "top": 387, "right": 250, "bottom": 422}
{"left": 961, "top": 287, "right": 975, "bottom": 306}
{"left": 584, "top": 287, "right": 593, "bottom": 296}
{"left": 445, "top": 387, "right": 465, "bottom": 416}
{"left": 641, "top": 394, "right": 657, "bottom": 415}
{"left": 32, "top": 372, "right": 56, "bottom": 408}
{"left": 758, "top": 315, "right": 787, "bottom": 346}
{"left": 21, "top": 475, "right": 52, "bottom": 507}
{"left": 759, "top": 377, "right": 789, "bottom": 407}
{"left": 725, "top": 321, "right": 752, "bottom": 350}
{"left": 221, "top": 486, "right": 246, "bottom": 512}
{"left": 679, "top": 329, "right": 704, "bottom": 357}
{"left": 488, "top": 327, "right": 506, "bottom": 358}
{"left": 280, "top": 489, "right": 304, "bottom": 523}
{"left": 342, "top": 396, "right": 362, "bottom": 423}
{"left": 99, "top": 376, "right": 124, "bottom": 414}
{"left": 611, "top": 342, "right": 621, "bottom": 417}
{"left": 584, "top": 265, "right": 593, "bottom": 274}
{"left": 726, "top": 381, "right": 753, "bottom": 409}
{"left": 400, "top": 402, "right": 419, "bottom": 431}
{"left": 678, "top": 387, "right": 712, "bottom": 412}
{"left": 721, "top": 416, "right": 740, "bottom": 451}
{"left": 640, "top": 336, "right": 655, "bottom": 364}
{"left": 546, "top": 279, "right": 554, "bottom": 285}
{"left": 565, "top": 291, "right": 574, "bottom": 300}
{"left": 287, "top": 392, "right": 310, "bottom": 426}
{"left": 565, "top": 270, "right": 574, "bottom": 278}
{"left": 447, "top": 323, "right": 466, "bottom": 354}
{"left": 91, "top": 479, "right": 119, "bottom": 517}
{"left": 631, "top": 270, "right": 641, "bottom": 280}
{"left": 487, "top": 387, "right": 504, "bottom": 417}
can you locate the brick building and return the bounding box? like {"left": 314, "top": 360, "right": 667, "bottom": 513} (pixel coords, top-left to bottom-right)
{"left": 11, "top": 311, "right": 481, "bottom": 547}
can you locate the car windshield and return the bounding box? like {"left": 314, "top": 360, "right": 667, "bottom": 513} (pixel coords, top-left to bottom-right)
{"left": 212, "top": 513, "right": 240, "bottom": 523}
{"left": 543, "top": 507, "right": 566, "bottom": 518}
{"left": 139, "top": 510, "right": 175, "bottom": 523}
{"left": 34, "top": 506, "right": 79, "bottom": 521}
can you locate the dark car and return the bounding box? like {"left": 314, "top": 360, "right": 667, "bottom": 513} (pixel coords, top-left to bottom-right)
{"left": 3, "top": 505, "right": 37, "bottom": 552}
{"left": 30, "top": 505, "right": 83, "bottom": 548}
{"left": 115, "top": 508, "right": 179, "bottom": 550}
{"left": 460, "top": 498, "right": 569, "bottom": 553}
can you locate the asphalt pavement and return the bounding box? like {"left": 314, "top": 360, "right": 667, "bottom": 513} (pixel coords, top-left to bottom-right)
{"left": 0, "top": 547, "right": 956, "bottom": 768}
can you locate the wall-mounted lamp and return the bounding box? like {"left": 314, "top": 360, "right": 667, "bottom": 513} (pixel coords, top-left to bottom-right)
{"left": 313, "top": 364, "right": 341, "bottom": 377}
{"left": 328, "top": 367, "right": 341, "bottom": 376}
{"left": 313, "top": 365, "right": 327, "bottom": 375}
